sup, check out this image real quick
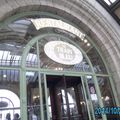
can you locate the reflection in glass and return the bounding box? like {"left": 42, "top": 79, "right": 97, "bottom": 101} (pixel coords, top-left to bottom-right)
{"left": 0, "top": 90, "right": 20, "bottom": 120}
{"left": 86, "top": 76, "right": 102, "bottom": 119}
{"left": 97, "top": 76, "right": 118, "bottom": 119}
{"left": 87, "top": 48, "right": 107, "bottom": 74}
{"left": 37, "top": 37, "right": 91, "bottom": 72}
{"left": 47, "top": 75, "right": 89, "bottom": 120}
{"left": 26, "top": 72, "right": 49, "bottom": 120}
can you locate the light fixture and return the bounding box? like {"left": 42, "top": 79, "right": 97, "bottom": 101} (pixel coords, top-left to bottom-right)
{"left": 84, "top": 39, "right": 88, "bottom": 43}
{"left": 26, "top": 72, "right": 35, "bottom": 76}
{"left": 3, "top": 74, "right": 7, "bottom": 78}
{"left": 87, "top": 76, "right": 92, "bottom": 79}
{"left": 87, "top": 43, "right": 91, "bottom": 46}
{"left": 57, "top": 93, "right": 61, "bottom": 95}
{"left": 72, "top": 88, "right": 74, "bottom": 90}
{"left": 55, "top": 67, "right": 63, "bottom": 71}
{"left": 105, "top": 96, "right": 110, "bottom": 101}
{"left": 33, "top": 95, "right": 40, "bottom": 99}
{"left": 6, "top": 44, "right": 14, "bottom": 47}
{"left": 101, "top": 97, "right": 104, "bottom": 99}
{"left": 80, "top": 101, "right": 85, "bottom": 105}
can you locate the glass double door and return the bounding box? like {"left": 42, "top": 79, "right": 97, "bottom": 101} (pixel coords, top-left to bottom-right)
{"left": 27, "top": 73, "right": 93, "bottom": 120}
{"left": 47, "top": 75, "right": 89, "bottom": 120}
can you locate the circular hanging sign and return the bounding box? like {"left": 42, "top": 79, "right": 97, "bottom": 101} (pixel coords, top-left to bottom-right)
{"left": 44, "top": 41, "right": 83, "bottom": 65}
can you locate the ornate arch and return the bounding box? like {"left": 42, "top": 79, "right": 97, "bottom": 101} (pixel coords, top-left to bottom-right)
{"left": 0, "top": 0, "right": 119, "bottom": 101}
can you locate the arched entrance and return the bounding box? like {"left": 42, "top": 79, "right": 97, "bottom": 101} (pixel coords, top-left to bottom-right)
{"left": 20, "top": 30, "right": 118, "bottom": 120}
{"left": 0, "top": 8, "right": 119, "bottom": 120}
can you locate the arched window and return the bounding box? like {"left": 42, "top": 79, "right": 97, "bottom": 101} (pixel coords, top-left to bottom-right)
{"left": 0, "top": 13, "right": 118, "bottom": 120}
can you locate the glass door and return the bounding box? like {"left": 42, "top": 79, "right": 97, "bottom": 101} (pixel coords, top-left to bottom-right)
{"left": 47, "top": 75, "right": 90, "bottom": 120}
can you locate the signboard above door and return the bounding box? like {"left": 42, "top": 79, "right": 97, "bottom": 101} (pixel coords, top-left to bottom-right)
{"left": 44, "top": 41, "right": 83, "bottom": 65}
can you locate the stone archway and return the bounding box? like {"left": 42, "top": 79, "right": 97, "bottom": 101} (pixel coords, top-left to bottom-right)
{"left": 0, "top": 0, "right": 119, "bottom": 102}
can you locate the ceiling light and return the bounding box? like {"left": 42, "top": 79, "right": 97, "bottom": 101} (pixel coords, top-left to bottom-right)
{"left": 101, "top": 97, "right": 104, "bottom": 99}
{"left": 3, "top": 74, "right": 7, "bottom": 78}
{"left": 16, "top": 45, "right": 22, "bottom": 48}
{"left": 84, "top": 39, "right": 88, "bottom": 43}
{"left": 105, "top": 96, "right": 110, "bottom": 101}
{"left": 55, "top": 68, "right": 58, "bottom": 70}
{"left": 87, "top": 43, "right": 91, "bottom": 46}
{"left": 6, "top": 44, "right": 14, "bottom": 47}
{"left": 87, "top": 76, "right": 92, "bottom": 79}
{"left": 59, "top": 67, "right": 63, "bottom": 70}
{"left": 55, "top": 67, "right": 63, "bottom": 71}
{"left": 72, "top": 88, "right": 74, "bottom": 90}
{"left": 57, "top": 93, "right": 61, "bottom": 95}
{"left": 26, "top": 72, "right": 35, "bottom": 76}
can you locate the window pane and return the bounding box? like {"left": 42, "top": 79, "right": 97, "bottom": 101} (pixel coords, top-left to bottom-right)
{"left": 87, "top": 48, "right": 107, "bottom": 74}
{"left": 97, "top": 76, "right": 119, "bottom": 119}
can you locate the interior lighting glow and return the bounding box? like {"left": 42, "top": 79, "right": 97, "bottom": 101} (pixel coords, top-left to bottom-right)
{"left": 6, "top": 44, "right": 14, "bottom": 47}
{"left": 44, "top": 41, "right": 83, "bottom": 65}
{"left": 105, "top": 96, "right": 110, "bottom": 101}
{"left": 87, "top": 76, "right": 92, "bottom": 79}
{"left": 84, "top": 39, "right": 88, "bottom": 43}
{"left": 26, "top": 72, "right": 35, "bottom": 76}
{"left": 80, "top": 101, "right": 85, "bottom": 105}
{"left": 54, "top": 67, "right": 63, "bottom": 71}
{"left": 91, "top": 94, "right": 98, "bottom": 100}
{"left": 3, "top": 74, "right": 7, "bottom": 78}
{"left": 101, "top": 97, "right": 104, "bottom": 99}
{"left": 87, "top": 43, "right": 91, "bottom": 46}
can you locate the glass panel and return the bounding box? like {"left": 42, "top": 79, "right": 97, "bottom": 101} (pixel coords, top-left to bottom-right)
{"left": 26, "top": 72, "right": 49, "bottom": 120}
{"left": 87, "top": 48, "right": 107, "bottom": 74}
{"left": 86, "top": 75, "right": 102, "bottom": 120}
{"left": 38, "top": 36, "right": 91, "bottom": 72}
{"left": 97, "top": 76, "right": 119, "bottom": 119}
{"left": 0, "top": 37, "right": 26, "bottom": 67}
{"left": 0, "top": 69, "right": 20, "bottom": 120}
{"left": 47, "top": 75, "right": 89, "bottom": 120}
{"left": 26, "top": 43, "right": 38, "bottom": 68}
{"left": 26, "top": 71, "right": 39, "bottom": 120}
